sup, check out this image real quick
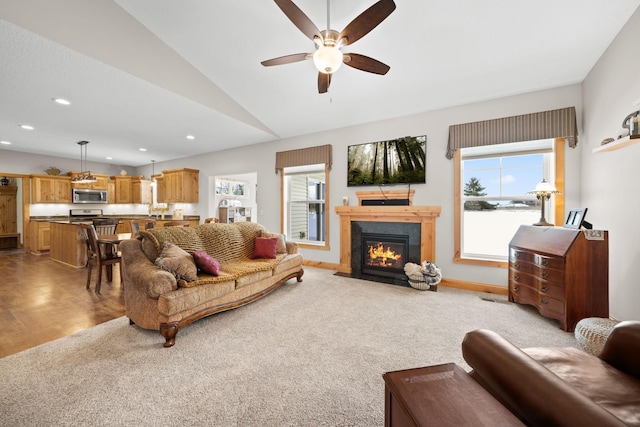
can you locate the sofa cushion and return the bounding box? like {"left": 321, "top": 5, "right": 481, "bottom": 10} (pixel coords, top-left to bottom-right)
{"left": 236, "top": 269, "right": 273, "bottom": 289}
{"left": 158, "top": 279, "right": 236, "bottom": 316}
{"left": 155, "top": 242, "right": 198, "bottom": 282}
{"left": 272, "top": 253, "right": 304, "bottom": 276}
{"left": 261, "top": 231, "right": 287, "bottom": 254}
{"left": 252, "top": 237, "right": 278, "bottom": 259}
{"left": 192, "top": 250, "right": 221, "bottom": 276}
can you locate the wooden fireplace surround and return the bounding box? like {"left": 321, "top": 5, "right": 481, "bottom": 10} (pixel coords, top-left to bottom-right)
{"left": 335, "top": 191, "right": 441, "bottom": 274}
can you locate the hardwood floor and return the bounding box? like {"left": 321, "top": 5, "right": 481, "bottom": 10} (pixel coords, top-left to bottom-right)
{"left": 0, "top": 248, "right": 124, "bottom": 358}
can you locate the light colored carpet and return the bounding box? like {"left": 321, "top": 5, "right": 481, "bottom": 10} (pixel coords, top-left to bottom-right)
{"left": 1, "top": 267, "right": 576, "bottom": 426}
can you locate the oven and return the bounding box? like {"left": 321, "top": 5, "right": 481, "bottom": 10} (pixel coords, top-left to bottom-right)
{"left": 68, "top": 208, "right": 104, "bottom": 222}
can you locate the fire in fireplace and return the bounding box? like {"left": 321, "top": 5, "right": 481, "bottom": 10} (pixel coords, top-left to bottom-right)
{"left": 361, "top": 233, "right": 409, "bottom": 279}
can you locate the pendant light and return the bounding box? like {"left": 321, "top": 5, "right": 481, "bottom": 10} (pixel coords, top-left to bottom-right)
{"left": 150, "top": 160, "right": 156, "bottom": 187}
{"left": 71, "top": 140, "right": 97, "bottom": 184}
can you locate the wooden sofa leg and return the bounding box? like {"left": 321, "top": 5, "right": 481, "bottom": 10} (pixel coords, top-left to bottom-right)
{"left": 296, "top": 269, "right": 304, "bottom": 282}
{"left": 160, "top": 322, "right": 179, "bottom": 347}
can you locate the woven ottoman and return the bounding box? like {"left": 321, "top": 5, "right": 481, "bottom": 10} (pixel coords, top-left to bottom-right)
{"left": 574, "top": 317, "right": 618, "bottom": 355}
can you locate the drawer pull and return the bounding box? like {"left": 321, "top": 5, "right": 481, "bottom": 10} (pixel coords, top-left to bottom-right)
{"left": 514, "top": 274, "right": 520, "bottom": 281}
{"left": 513, "top": 286, "right": 519, "bottom": 292}
{"left": 541, "top": 285, "right": 548, "bottom": 292}
{"left": 541, "top": 298, "right": 548, "bottom": 305}
{"left": 542, "top": 271, "right": 549, "bottom": 279}
{"left": 541, "top": 259, "right": 549, "bottom": 266}
{"left": 514, "top": 263, "right": 520, "bottom": 268}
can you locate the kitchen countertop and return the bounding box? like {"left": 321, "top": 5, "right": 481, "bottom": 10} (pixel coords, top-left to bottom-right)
{"left": 30, "top": 215, "right": 200, "bottom": 222}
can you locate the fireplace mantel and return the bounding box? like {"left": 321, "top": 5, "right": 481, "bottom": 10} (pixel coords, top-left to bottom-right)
{"left": 335, "top": 205, "right": 441, "bottom": 273}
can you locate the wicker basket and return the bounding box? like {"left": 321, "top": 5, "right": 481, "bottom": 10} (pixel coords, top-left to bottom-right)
{"left": 406, "top": 273, "right": 438, "bottom": 291}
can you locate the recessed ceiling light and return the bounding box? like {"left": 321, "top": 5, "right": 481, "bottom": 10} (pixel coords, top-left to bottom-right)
{"left": 139, "top": 148, "right": 147, "bottom": 151}
{"left": 1, "top": 140, "right": 11, "bottom": 145}
{"left": 106, "top": 156, "right": 113, "bottom": 160}
{"left": 20, "top": 124, "right": 34, "bottom": 130}
{"left": 52, "top": 98, "right": 71, "bottom": 105}
{"left": 186, "top": 135, "right": 195, "bottom": 140}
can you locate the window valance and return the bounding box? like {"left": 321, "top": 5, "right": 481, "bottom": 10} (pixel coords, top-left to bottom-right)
{"left": 446, "top": 106, "right": 577, "bottom": 159}
{"left": 275, "top": 144, "right": 332, "bottom": 173}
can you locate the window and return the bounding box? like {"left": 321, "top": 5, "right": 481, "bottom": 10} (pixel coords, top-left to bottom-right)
{"left": 454, "top": 139, "right": 564, "bottom": 266}
{"left": 282, "top": 164, "right": 329, "bottom": 248}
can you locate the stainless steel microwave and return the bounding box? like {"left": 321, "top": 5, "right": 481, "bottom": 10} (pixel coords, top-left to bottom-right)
{"left": 72, "top": 188, "right": 108, "bottom": 204}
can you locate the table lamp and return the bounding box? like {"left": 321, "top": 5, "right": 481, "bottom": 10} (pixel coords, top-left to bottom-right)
{"left": 528, "top": 179, "right": 560, "bottom": 226}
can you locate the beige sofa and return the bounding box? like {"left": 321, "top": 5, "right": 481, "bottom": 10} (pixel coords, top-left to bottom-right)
{"left": 120, "top": 222, "right": 304, "bottom": 347}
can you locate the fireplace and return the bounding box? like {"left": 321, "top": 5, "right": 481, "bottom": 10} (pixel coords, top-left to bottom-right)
{"left": 350, "top": 221, "right": 421, "bottom": 285}
{"left": 361, "top": 233, "right": 408, "bottom": 278}
{"left": 334, "top": 194, "right": 441, "bottom": 284}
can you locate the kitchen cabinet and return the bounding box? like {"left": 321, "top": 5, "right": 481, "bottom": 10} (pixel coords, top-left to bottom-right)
{"left": 68, "top": 172, "right": 109, "bottom": 190}
{"left": 155, "top": 219, "right": 199, "bottom": 228}
{"left": 107, "top": 180, "right": 115, "bottom": 204}
{"left": 31, "top": 175, "right": 72, "bottom": 203}
{"left": 161, "top": 168, "right": 199, "bottom": 203}
{"left": 29, "top": 221, "right": 51, "bottom": 253}
{"left": 50, "top": 222, "right": 87, "bottom": 267}
{"left": 110, "top": 176, "right": 132, "bottom": 204}
{"left": 132, "top": 179, "right": 152, "bottom": 204}
{"left": 154, "top": 176, "right": 165, "bottom": 203}
{"left": 0, "top": 186, "right": 19, "bottom": 249}
{"left": 219, "top": 206, "right": 252, "bottom": 223}
{"left": 508, "top": 225, "right": 609, "bottom": 331}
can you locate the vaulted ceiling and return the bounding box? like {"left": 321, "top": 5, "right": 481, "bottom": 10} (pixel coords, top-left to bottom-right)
{"left": 1, "top": 0, "right": 639, "bottom": 167}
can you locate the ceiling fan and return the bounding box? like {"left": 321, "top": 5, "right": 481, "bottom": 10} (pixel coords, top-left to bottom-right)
{"left": 261, "top": 0, "right": 396, "bottom": 94}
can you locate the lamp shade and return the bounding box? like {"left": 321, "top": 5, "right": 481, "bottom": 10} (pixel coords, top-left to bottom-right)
{"left": 533, "top": 179, "right": 557, "bottom": 193}
{"left": 313, "top": 45, "right": 343, "bottom": 74}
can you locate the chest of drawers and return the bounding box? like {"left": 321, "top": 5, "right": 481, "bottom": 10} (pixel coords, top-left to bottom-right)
{"left": 508, "top": 225, "right": 609, "bottom": 331}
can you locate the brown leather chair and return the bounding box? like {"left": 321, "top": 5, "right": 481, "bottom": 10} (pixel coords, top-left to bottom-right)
{"left": 162, "top": 221, "right": 191, "bottom": 227}
{"left": 130, "top": 219, "right": 156, "bottom": 237}
{"left": 81, "top": 223, "right": 122, "bottom": 294}
{"left": 204, "top": 217, "right": 218, "bottom": 223}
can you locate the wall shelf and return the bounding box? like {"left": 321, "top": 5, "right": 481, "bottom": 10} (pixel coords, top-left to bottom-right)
{"left": 592, "top": 135, "right": 640, "bottom": 153}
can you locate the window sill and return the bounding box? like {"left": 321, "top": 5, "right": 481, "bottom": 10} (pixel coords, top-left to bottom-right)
{"left": 296, "top": 242, "right": 330, "bottom": 251}
{"left": 453, "top": 256, "right": 508, "bottom": 268}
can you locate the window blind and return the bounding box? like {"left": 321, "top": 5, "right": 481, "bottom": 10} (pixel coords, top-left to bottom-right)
{"left": 447, "top": 107, "right": 577, "bottom": 159}
{"left": 275, "top": 144, "right": 332, "bottom": 173}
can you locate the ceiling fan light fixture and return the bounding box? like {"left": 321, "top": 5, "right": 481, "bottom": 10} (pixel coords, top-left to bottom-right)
{"left": 313, "top": 45, "right": 343, "bottom": 74}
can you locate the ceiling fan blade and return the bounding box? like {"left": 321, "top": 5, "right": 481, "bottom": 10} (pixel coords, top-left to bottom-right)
{"left": 318, "top": 72, "right": 331, "bottom": 94}
{"left": 339, "top": 0, "right": 396, "bottom": 46}
{"left": 274, "top": 0, "right": 322, "bottom": 42}
{"left": 343, "top": 53, "right": 390, "bottom": 75}
{"left": 261, "top": 53, "right": 310, "bottom": 67}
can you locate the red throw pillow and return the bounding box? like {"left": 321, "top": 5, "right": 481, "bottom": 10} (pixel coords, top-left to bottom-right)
{"left": 252, "top": 237, "right": 278, "bottom": 259}
{"left": 192, "top": 250, "right": 221, "bottom": 276}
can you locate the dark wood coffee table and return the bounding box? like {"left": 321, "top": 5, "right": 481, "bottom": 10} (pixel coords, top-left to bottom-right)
{"left": 383, "top": 363, "right": 524, "bottom": 426}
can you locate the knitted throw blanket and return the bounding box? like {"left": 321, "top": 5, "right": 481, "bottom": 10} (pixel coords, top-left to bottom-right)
{"left": 140, "top": 222, "right": 284, "bottom": 286}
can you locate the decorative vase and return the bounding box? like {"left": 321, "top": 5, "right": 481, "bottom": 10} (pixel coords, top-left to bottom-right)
{"left": 45, "top": 167, "right": 61, "bottom": 176}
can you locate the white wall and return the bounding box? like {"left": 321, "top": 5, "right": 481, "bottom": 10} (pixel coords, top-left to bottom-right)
{"left": 128, "top": 84, "right": 584, "bottom": 293}
{"left": 3, "top": 11, "right": 638, "bottom": 321}
{"left": 582, "top": 7, "right": 640, "bottom": 321}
